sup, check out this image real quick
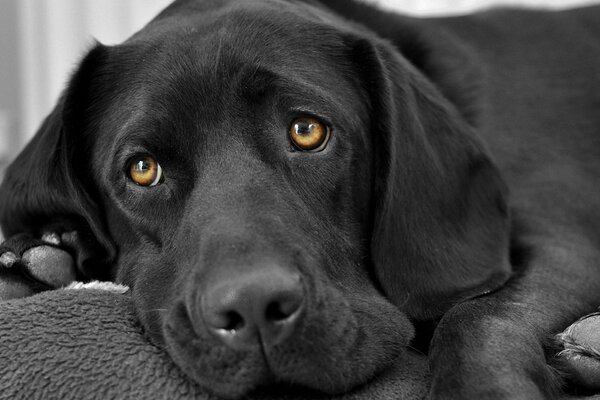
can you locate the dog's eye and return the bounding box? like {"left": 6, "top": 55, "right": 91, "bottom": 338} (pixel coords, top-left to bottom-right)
{"left": 289, "top": 116, "right": 330, "bottom": 151}
{"left": 128, "top": 156, "right": 163, "bottom": 187}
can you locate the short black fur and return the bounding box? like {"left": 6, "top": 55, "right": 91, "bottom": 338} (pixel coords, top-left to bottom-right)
{"left": 1, "top": 1, "right": 600, "bottom": 399}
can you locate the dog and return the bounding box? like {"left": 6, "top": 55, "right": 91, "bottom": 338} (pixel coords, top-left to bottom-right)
{"left": 1, "top": 0, "right": 600, "bottom": 398}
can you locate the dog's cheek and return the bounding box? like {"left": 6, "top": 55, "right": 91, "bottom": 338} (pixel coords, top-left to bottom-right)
{"left": 122, "top": 253, "right": 184, "bottom": 346}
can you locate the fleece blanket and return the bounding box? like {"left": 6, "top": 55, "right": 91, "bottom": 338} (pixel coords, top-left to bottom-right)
{"left": 3, "top": 285, "right": 600, "bottom": 399}
{"left": 0, "top": 285, "right": 430, "bottom": 400}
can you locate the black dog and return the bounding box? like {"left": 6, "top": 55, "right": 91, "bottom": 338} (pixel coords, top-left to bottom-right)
{"left": 1, "top": 0, "right": 600, "bottom": 398}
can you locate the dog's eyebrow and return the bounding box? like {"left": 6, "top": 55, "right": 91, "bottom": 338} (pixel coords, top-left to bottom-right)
{"left": 235, "top": 64, "right": 342, "bottom": 112}
{"left": 234, "top": 65, "right": 280, "bottom": 101}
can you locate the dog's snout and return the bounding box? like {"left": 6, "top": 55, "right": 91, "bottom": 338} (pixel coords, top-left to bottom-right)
{"left": 201, "top": 265, "right": 304, "bottom": 349}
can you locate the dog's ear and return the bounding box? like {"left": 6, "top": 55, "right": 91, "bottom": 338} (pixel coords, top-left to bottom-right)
{"left": 351, "top": 35, "right": 511, "bottom": 320}
{"left": 0, "top": 44, "right": 115, "bottom": 279}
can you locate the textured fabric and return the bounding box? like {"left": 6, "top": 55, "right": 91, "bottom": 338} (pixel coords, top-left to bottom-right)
{"left": 0, "top": 288, "right": 430, "bottom": 400}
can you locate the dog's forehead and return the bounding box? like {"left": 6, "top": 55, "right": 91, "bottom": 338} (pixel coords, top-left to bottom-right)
{"left": 94, "top": 0, "right": 367, "bottom": 135}
{"left": 125, "top": 0, "right": 350, "bottom": 74}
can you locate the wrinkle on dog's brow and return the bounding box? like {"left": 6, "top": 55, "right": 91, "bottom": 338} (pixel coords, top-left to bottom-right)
{"left": 111, "top": 117, "right": 168, "bottom": 156}
{"left": 231, "top": 63, "right": 338, "bottom": 116}
{"left": 233, "top": 65, "right": 279, "bottom": 102}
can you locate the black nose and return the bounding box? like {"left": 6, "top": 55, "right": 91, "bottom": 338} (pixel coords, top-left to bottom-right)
{"left": 201, "top": 265, "right": 304, "bottom": 349}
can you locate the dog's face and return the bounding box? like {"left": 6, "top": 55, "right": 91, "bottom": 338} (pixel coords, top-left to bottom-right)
{"left": 86, "top": 2, "right": 413, "bottom": 395}
{"left": 0, "top": 0, "right": 512, "bottom": 397}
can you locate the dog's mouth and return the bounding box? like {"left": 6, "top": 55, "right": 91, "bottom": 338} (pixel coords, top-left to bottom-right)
{"left": 161, "top": 283, "right": 413, "bottom": 399}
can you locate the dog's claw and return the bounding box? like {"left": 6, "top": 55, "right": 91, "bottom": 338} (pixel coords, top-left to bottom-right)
{"left": 41, "top": 232, "right": 62, "bottom": 246}
{"left": 60, "top": 231, "right": 79, "bottom": 247}
{"left": 0, "top": 251, "right": 19, "bottom": 268}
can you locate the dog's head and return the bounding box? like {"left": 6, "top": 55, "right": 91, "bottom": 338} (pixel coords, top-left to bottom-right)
{"left": 0, "top": 0, "right": 511, "bottom": 397}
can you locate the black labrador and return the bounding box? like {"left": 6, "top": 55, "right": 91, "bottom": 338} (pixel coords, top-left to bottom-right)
{"left": 1, "top": 0, "right": 600, "bottom": 398}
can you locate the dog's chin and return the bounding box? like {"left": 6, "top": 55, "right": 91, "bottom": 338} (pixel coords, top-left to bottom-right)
{"left": 160, "top": 291, "right": 414, "bottom": 399}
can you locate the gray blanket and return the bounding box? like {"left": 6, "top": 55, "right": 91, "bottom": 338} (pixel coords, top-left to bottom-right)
{"left": 0, "top": 287, "right": 430, "bottom": 400}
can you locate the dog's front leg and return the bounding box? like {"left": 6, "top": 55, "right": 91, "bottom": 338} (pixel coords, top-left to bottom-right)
{"left": 428, "top": 230, "right": 600, "bottom": 399}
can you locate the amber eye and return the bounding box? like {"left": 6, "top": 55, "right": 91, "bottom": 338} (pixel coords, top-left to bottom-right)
{"left": 289, "top": 116, "right": 330, "bottom": 151}
{"left": 128, "top": 156, "right": 163, "bottom": 187}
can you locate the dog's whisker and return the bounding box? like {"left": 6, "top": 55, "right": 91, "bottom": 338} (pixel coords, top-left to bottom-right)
{"left": 406, "top": 344, "right": 427, "bottom": 357}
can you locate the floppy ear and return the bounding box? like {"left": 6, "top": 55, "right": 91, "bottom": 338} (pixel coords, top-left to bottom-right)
{"left": 0, "top": 44, "right": 116, "bottom": 279}
{"left": 352, "top": 36, "right": 511, "bottom": 320}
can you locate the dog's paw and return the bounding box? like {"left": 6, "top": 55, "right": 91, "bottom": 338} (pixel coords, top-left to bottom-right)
{"left": 0, "top": 232, "right": 77, "bottom": 300}
{"left": 555, "top": 311, "right": 600, "bottom": 390}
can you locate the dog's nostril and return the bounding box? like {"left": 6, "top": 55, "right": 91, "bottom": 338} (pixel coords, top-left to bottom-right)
{"left": 222, "top": 311, "right": 245, "bottom": 331}
{"left": 265, "top": 298, "right": 301, "bottom": 322}
{"left": 204, "top": 308, "right": 246, "bottom": 332}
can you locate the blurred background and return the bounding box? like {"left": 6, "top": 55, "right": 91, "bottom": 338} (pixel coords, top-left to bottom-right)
{"left": 0, "top": 0, "right": 598, "bottom": 174}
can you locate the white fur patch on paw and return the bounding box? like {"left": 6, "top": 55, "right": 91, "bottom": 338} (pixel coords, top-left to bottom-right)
{"left": 66, "top": 281, "right": 130, "bottom": 294}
